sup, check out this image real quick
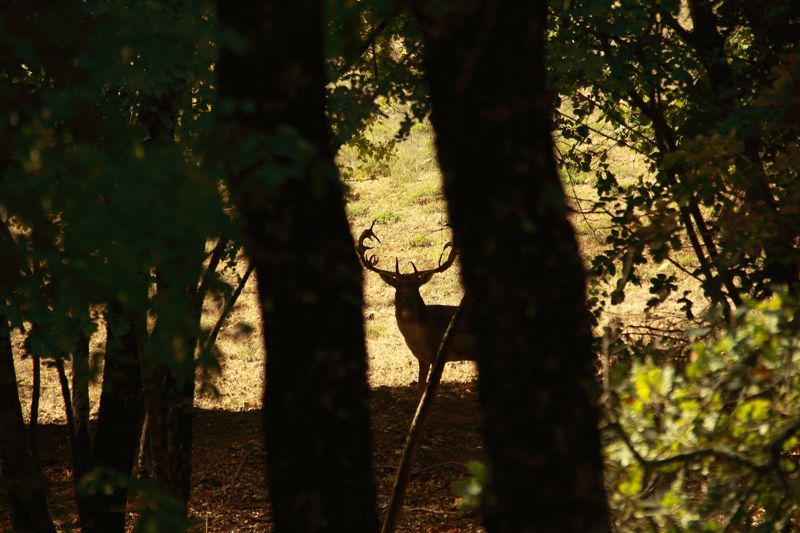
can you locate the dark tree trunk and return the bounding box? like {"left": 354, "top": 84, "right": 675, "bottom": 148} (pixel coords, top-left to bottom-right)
{"left": 141, "top": 268, "right": 202, "bottom": 508}
{"left": 140, "top": 356, "right": 196, "bottom": 505}
{"left": 0, "top": 318, "right": 55, "bottom": 532}
{"left": 168, "top": 375, "right": 195, "bottom": 503}
{"left": 216, "top": 1, "right": 379, "bottom": 531}
{"left": 71, "top": 331, "right": 91, "bottom": 481}
{"left": 83, "top": 302, "right": 144, "bottom": 533}
{"left": 136, "top": 92, "right": 202, "bottom": 512}
{"left": 29, "top": 354, "right": 41, "bottom": 460}
{"left": 413, "top": 2, "right": 611, "bottom": 531}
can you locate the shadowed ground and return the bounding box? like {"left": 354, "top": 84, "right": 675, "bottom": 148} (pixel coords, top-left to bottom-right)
{"left": 1, "top": 383, "right": 484, "bottom": 532}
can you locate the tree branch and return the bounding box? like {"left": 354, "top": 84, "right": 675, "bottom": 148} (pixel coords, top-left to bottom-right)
{"left": 196, "top": 237, "right": 230, "bottom": 306}
{"left": 381, "top": 301, "right": 464, "bottom": 533}
{"left": 202, "top": 261, "right": 255, "bottom": 352}
{"left": 555, "top": 109, "right": 652, "bottom": 159}
{"left": 657, "top": 8, "right": 694, "bottom": 46}
{"left": 604, "top": 421, "right": 768, "bottom": 473}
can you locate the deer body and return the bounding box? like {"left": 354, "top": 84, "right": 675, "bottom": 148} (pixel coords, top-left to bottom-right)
{"left": 397, "top": 301, "right": 476, "bottom": 389}
{"left": 357, "top": 223, "right": 476, "bottom": 391}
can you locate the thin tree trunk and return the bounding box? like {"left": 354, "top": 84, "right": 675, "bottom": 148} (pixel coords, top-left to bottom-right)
{"left": 679, "top": 206, "right": 734, "bottom": 316}
{"left": 217, "top": 1, "right": 379, "bottom": 530}
{"left": 141, "top": 251, "right": 203, "bottom": 508}
{"left": 136, "top": 93, "right": 203, "bottom": 511}
{"left": 142, "top": 363, "right": 196, "bottom": 505}
{"left": 382, "top": 302, "right": 463, "bottom": 533}
{"left": 203, "top": 261, "right": 254, "bottom": 353}
{"left": 29, "top": 353, "right": 41, "bottom": 460}
{"left": 139, "top": 368, "right": 166, "bottom": 483}
{"left": 54, "top": 355, "right": 91, "bottom": 528}
{"left": 658, "top": 0, "right": 797, "bottom": 293}
{"left": 685, "top": 0, "right": 799, "bottom": 292}
{"left": 414, "top": 1, "right": 611, "bottom": 531}
{"left": 83, "top": 302, "right": 144, "bottom": 533}
{"left": 71, "top": 331, "right": 91, "bottom": 481}
{"left": 624, "top": 87, "right": 741, "bottom": 308}
{"left": 0, "top": 317, "right": 55, "bottom": 533}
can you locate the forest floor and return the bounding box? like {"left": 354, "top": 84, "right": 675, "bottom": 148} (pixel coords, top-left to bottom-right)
{"left": 4, "top": 229, "right": 484, "bottom": 533}
{"left": 18, "top": 382, "right": 483, "bottom": 532}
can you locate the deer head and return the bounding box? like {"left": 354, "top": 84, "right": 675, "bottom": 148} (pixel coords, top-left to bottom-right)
{"left": 356, "top": 221, "right": 457, "bottom": 319}
{"left": 356, "top": 221, "right": 458, "bottom": 322}
{"left": 357, "top": 220, "right": 457, "bottom": 286}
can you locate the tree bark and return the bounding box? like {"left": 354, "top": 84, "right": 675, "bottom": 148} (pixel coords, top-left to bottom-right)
{"left": 29, "top": 354, "right": 41, "bottom": 460}
{"left": 216, "top": 1, "right": 379, "bottom": 531}
{"left": 0, "top": 317, "right": 55, "bottom": 533}
{"left": 141, "top": 264, "right": 203, "bottom": 508}
{"left": 414, "top": 1, "right": 611, "bottom": 531}
{"left": 137, "top": 92, "right": 203, "bottom": 512}
{"left": 140, "top": 361, "right": 196, "bottom": 506}
{"left": 71, "top": 331, "right": 91, "bottom": 482}
{"left": 83, "top": 302, "right": 144, "bottom": 533}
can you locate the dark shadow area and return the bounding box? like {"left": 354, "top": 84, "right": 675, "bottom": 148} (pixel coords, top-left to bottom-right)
{"left": 371, "top": 382, "right": 484, "bottom": 533}
{"left": 1, "top": 382, "right": 484, "bottom": 532}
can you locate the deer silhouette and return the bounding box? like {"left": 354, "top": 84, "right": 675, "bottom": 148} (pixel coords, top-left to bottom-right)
{"left": 357, "top": 222, "right": 476, "bottom": 392}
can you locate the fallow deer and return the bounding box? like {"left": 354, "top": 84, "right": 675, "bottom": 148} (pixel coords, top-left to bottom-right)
{"left": 357, "top": 222, "right": 476, "bottom": 392}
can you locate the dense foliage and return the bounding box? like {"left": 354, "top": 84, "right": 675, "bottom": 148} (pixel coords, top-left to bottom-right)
{"left": 545, "top": 1, "right": 800, "bottom": 529}
{"left": 1, "top": 1, "right": 230, "bottom": 529}
{"left": 0, "top": 0, "right": 226, "bottom": 377}
{"left": 548, "top": 0, "right": 800, "bottom": 314}
{"left": 607, "top": 293, "right": 800, "bottom": 530}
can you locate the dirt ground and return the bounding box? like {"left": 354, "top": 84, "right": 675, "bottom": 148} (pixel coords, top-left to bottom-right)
{"left": 3, "top": 381, "right": 484, "bottom": 532}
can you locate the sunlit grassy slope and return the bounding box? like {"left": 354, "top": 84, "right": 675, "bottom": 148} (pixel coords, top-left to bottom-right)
{"left": 15, "top": 105, "right": 697, "bottom": 422}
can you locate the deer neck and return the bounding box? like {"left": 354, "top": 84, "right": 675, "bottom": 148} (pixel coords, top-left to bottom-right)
{"left": 393, "top": 288, "right": 433, "bottom": 360}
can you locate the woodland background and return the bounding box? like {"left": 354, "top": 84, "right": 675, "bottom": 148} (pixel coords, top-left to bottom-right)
{"left": 1, "top": 0, "right": 800, "bottom": 531}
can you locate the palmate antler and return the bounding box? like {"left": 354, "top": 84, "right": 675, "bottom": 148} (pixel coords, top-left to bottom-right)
{"left": 356, "top": 220, "right": 398, "bottom": 277}
{"left": 356, "top": 220, "right": 457, "bottom": 283}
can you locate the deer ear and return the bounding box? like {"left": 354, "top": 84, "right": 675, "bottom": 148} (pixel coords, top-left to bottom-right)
{"left": 418, "top": 272, "right": 435, "bottom": 285}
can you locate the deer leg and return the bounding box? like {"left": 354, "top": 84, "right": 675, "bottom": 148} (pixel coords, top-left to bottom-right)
{"left": 417, "top": 361, "right": 430, "bottom": 393}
